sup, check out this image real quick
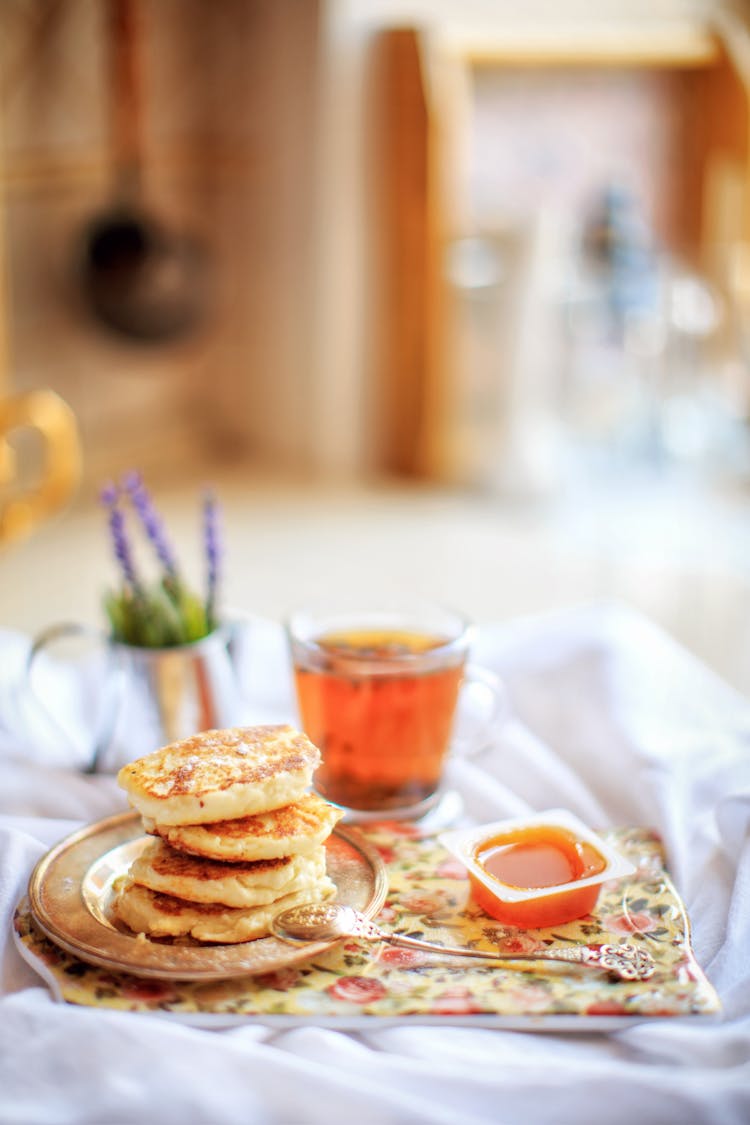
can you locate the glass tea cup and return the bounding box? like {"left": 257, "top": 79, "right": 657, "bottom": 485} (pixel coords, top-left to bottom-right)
{"left": 286, "top": 602, "right": 507, "bottom": 821}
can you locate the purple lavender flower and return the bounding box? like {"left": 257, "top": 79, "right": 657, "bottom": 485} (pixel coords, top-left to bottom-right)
{"left": 100, "top": 470, "right": 223, "bottom": 646}
{"left": 203, "top": 489, "right": 221, "bottom": 627}
{"left": 99, "top": 481, "right": 118, "bottom": 507}
{"left": 123, "top": 470, "right": 179, "bottom": 582}
{"left": 100, "top": 482, "right": 141, "bottom": 591}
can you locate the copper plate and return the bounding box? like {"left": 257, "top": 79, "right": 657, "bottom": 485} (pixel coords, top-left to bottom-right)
{"left": 27, "top": 810, "right": 388, "bottom": 980}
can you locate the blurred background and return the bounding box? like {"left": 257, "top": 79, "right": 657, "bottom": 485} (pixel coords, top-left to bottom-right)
{"left": 2, "top": 0, "right": 750, "bottom": 694}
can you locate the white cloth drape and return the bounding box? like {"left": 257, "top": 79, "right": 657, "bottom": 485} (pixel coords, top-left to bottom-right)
{"left": 1, "top": 603, "right": 748, "bottom": 1125}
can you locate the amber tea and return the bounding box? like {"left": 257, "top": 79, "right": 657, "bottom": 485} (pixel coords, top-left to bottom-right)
{"left": 292, "top": 627, "right": 466, "bottom": 814}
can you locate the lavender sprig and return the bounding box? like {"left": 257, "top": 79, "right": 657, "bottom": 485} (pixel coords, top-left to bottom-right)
{"left": 203, "top": 489, "right": 221, "bottom": 630}
{"left": 123, "top": 470, "right": 180, "bottom": 587}
{"left": 100, "top": 481, "right": 142, "bottom": 594}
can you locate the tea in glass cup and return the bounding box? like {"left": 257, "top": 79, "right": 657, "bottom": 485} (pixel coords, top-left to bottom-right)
{"left": 287, "top": 603, "right": 503, "bottom": 819}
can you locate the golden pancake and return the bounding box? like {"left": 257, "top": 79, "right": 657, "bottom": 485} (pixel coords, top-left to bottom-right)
{"left": 114, "top": 876, "right": 336, "bottom": 943}
{"left": 128, "top": 838, "right": 328, "bottom": 908}
{"left": 116, "top": 725, "right": 321, "bottom": 826}
{"left": 144, "top": 793, "right": 343, "bottom": 861}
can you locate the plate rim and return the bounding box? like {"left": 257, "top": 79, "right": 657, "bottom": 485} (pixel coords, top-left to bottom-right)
{"left": 27, "top": 809, "right": 388, "bottom": 980}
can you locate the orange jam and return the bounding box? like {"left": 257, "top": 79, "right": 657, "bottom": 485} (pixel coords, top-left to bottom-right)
{"left": 470, "top": 824, "right": 607, "bottom": 928}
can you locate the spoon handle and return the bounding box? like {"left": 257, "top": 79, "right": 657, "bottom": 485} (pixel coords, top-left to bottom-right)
{"left": 355, "top": 919, "right": 654, "bottom": 981}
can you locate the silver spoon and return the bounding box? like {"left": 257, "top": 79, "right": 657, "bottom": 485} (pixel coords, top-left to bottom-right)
{"left": 271, "top": 902, "right": 655, "bottom": 982}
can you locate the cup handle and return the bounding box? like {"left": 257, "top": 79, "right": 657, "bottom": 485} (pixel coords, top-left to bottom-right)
{"left": 451, "top": 663, "right": 510, "bottom": 757}
{"left": 0, "top": 389, "right": 81, "bottom": 546}
{"left": 26, "top": 622, "right": 120, "bottom": 773}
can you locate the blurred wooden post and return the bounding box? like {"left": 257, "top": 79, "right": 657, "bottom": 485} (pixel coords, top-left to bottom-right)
{"left": 0, "top": 212, "right": 8, "bottom": 399}
{"left": 370, "top": 28, "right": 437, "bottom": 477}
{"left": 0, "top": 83, "right": 14, "bottom": 484}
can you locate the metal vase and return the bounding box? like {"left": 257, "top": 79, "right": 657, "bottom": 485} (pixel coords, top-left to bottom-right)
{"left": 26, "top": 621, "right": 246, "bottom": 774}
{"left": 96, "top": 624, "right": 244, "bottom": 772}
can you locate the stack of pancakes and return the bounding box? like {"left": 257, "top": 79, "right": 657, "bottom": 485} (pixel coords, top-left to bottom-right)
{"left": 113, "top": 724, "right": 343, "bottom": 944}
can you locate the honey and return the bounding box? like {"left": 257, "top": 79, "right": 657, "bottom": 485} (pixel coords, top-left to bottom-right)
{"left": 440, "top": 810, "right": 635, "bottom": 930}
{"left": 472, "top": 824, "right": 607, "bottom": 927}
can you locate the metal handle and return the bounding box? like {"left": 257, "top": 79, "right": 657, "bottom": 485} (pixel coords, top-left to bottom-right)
{"left": 26, "top": 623, "right": 121, "bottom": 773}
{"left": 352, "top": 917, "right": 654, "bottom": 981}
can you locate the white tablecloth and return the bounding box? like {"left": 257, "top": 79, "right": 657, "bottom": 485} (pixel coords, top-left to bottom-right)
{"left": 0, "top": 603, "right": 748, "bottom": 1125}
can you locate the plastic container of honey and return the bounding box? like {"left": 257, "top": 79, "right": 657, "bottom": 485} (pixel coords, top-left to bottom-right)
{"left": 439, "top": 809, "right": 635, "bottom": 928}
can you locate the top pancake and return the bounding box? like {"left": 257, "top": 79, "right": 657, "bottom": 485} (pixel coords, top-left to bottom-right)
{"left": 117, "top": 724, "right": 321, "bottom": 826}
{"left": 144, "top": 792, "right": 344, "bottom": 861}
